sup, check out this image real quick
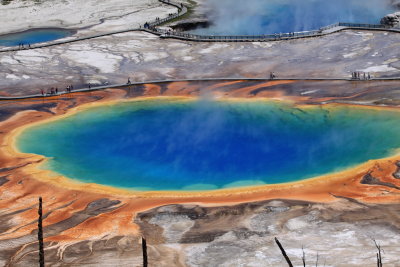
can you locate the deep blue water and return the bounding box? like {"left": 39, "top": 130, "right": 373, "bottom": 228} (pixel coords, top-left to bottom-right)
{"left": 0, "top": 28, "right": 74, "bottom": 47}
{"left": 193, "top": 0, "right": 397, "bottom": 35}
{"left": 17, "top": 99, "right": 400, "bottom": 191}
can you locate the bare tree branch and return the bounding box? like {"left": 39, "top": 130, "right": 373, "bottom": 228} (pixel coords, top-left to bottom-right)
{"left": 38, "top": 197, "right": 44, "bottom": 267}
{"left": 373, "top": 239, "right": 383, "bottom": 267}
{"left": 274, "top": 237, "right": 293, "bottom": 267}
{"left": 142, "top": 236, "right": 148, "bottom": 267}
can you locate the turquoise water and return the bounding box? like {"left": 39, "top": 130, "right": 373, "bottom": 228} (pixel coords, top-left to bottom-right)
{"left": 17, "top": 99, "right": 400, "bottom": 191}
{"left": 0, "top": 28, "right": 74, "bottom": 47}
{"left": 194, "top": 0, "right": 397, "bottom": 35}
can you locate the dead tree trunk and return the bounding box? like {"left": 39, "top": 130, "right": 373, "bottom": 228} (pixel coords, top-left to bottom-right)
{"left": 302, "top": 246, "right": 306, "bottom": 267}
{"left": 38, "top": 197, "right": 44, "bottom": 267}
{"left": 275, "top": 237, "right": 293, "bottom": 267}
{"left": 373, "top": 239, "right": 383, "bottom": 267}
{"left": 376, "top": 253, "right": 381, "bottom": 267}
{"left": 142, "top": 236, "right": 148, "bottom": 267}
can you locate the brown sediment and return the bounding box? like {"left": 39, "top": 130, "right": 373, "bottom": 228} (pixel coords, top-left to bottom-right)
{"left": 0, "top": 80, "right": 399, "bottom": 251}
{"left": 222, "top": 80, "right": 295, "bottom": 98}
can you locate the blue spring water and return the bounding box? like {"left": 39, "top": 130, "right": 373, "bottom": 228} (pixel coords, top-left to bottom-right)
{"left": 17, "top": 99, "right": 400, "bottom": 191}
{"left": 0, "top": 28, "right": 74, "bottom": 47}
{"left": 192, "top": 0, "right": 397, "bottom": 35}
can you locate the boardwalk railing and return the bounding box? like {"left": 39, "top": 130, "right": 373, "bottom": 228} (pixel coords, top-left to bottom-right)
{"left": 321, "top": 22, "right": 392, "bottom": 31}
{"left": 153, "top": 20, "right": 395, "bottom": 42}
{"left": 337, "top": 22, "right": 393, "bottom": 29}
{"left": 146, "top": 0, "right": 185, "bottom": 28}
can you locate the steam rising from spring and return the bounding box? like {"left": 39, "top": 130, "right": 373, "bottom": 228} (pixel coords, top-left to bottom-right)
{"left": 194, "top": 0, "right": 398, "bottom": 35}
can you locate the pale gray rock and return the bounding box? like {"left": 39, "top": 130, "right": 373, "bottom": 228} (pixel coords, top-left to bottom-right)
{"left": 381, "top": 12, "right": 400, "bottom": 28}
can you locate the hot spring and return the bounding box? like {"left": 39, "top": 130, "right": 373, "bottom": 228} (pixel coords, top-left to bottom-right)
{"left": 0, "top": 28, "right": 75, "bottom": 47}
{"left": 17, "top": 99, "right": 400, "bottom": 191}
{"left": 192, "top": 0, "right": 398, "bottom": 35}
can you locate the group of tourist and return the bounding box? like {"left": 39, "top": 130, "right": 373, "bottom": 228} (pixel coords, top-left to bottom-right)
{"left": 166, "top": 12, "right": 179, "bottom": 18}
{"left": 272, "top": 32, "right": 311, "bottom": 39}
{"left": 38, "top": 77, "right": 137, "bottom": 97}
{"left": 351, "top": 72, "right": 372, "bottom": 80}
{"left": 40, "top": 87, "right": 58, "bottom": 96}
{"left": 17, "top": 43, "right": 31, "bottom": 49}
{"left": 40, "top": 84, "right": 74, "bottom": 96}
{"left": 66, "top": 85, "right": 74, "bottom": 93}
{"left": 141, "top": 1, "right": 183, "bottom": 33}
{"left": 143, "top": 9, "right": 180, "bottom": 30}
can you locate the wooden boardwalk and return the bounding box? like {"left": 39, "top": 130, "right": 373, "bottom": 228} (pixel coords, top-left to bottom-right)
{"left": 1, "top": 77, "right": 399, "bottom": 101}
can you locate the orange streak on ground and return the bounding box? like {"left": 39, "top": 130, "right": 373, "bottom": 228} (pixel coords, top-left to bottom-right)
{"left": 228, "top": 80, "right": 295, "bottom": 98}
{"left": 163, "top": 81, "right": 201, "bottom": 96}
{"left": 143, "top": 84, "right": 162, "bottom": 95}
{"left": 203, "top": 80, "right": 244, "bottom": 91}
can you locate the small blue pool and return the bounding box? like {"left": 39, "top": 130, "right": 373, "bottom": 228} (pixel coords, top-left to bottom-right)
{"left": 0, "top": 28, "right": 75, "bottom": 47}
